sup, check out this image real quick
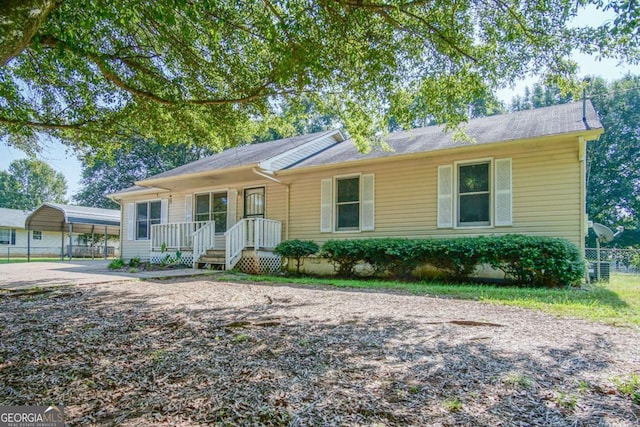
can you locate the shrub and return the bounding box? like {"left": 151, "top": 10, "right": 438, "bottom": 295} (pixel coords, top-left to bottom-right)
{"left": 274, "top": 240, "right": 319, "bottom": 273}
{"left": 485, "top": 235, "right": 585, "bottom": 287}
{"left": 128, "top": 256, "right": 141, "bottom": 268}
{"left": 631, "top": 253, "right": 640, "bottom": 270}
{"left": 320, "top": 240, "right": 364, "bottom": 276}
{"left": 320, "top": 235, "right": 585, "bottom": 287}
{"left": 108, "top": 258, "right": 125, "bottom": 269}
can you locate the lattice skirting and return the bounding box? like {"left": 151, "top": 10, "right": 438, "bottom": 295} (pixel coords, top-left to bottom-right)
{"left": 150, "top": 251, "right": 194, "bottom": 266}
{"left": 234, "top": 250, "right": 282, "bottom": 274}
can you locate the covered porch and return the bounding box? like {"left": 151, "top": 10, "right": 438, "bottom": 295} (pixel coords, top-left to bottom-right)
{"left": 150, "top": 217, "right": 282, "bottom": 272}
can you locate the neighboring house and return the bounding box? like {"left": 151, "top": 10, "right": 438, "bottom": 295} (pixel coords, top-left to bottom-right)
{"left": 0, "top": 204, "right": 121, "bottom": 258}
{"left": 109, "top": 101, "right": 603, "bottom": 274}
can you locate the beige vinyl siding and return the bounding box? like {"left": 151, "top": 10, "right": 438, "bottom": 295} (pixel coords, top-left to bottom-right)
{"left": 286, "top": 137, "right": 584, "bottom": 249}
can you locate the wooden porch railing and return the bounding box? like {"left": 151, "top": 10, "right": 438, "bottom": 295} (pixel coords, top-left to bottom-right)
{"left": 192, "top": 221, "right": 216, "bottom": 268}
{"left": 225, "top": 218, "right": 282, "bottom": 270}
{"left": 150, "top": 221, "right": 208, "bottom": 251}
{"left": 151, "top": 218, "right": 281, "bottom": 270}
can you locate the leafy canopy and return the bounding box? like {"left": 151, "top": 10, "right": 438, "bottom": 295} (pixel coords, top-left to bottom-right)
{"left": 0, "top": 0, "right": 638, "bottom": 158}
{"left": 73, "top": 140, "right": 213, "bottom": 209}
{"left": 0, "top": 159, "right": 67, "bottom": 210}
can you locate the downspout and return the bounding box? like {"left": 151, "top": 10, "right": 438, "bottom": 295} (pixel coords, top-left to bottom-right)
{"left": 579, "top": 136, "right": 587, "bottom": 257}
{"left": 113, "top": 197, "right": 123, "bottom": 260}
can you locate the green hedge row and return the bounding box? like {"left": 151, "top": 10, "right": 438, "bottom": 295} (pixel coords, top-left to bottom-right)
{"left": 318, "top": 235, "right": 585, "bottom": 287}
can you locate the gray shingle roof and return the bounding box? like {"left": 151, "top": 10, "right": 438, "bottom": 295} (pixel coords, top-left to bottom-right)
{"left": 142, "top": 129, "right": 338, "bottom": 182}
{"left": 288, "top": 101, "right": 602, "bottom": 169}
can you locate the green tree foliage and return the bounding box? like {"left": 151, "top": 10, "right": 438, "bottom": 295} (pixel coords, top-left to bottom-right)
{"left": 510, "top": 83, "right": 576, "bottom": 111}
{"left": 73, "top": 140, "right": 213, "bottom": 209}
{"left": 0, "top": 159, "right": 67, "bottom": 209}
{"left": 1, "top": 1, "right": 638, "bottom": 158}
{"left": 586, "top": 75, "right": 640, "bottom": 247}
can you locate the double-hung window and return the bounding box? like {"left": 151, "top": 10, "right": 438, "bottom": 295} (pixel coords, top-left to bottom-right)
{"left": 136, "top": 201, "right": 161, "bottom": 240}
{"left": 458, "top": 162, "right": 491, "bottom": 226}
{"left": 335, "top": 176, "right": 360, "bottom": 231}
{"left": 33, "top": 230, "right": 42, "bottom": 240}
{"left": 0, "top": 228, "right": 13, "bottom": 245}
{"left": 320, "top": 174, "right": 375, "bottom": 233}
{"left": 437, "top": 158, "right": 512, "bottom": 228}
{"left": 195, "top": 192, "right": 228, "bottom": 233}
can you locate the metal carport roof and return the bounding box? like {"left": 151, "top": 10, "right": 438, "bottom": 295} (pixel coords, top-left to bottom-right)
{"left": 25, "top": 203, "right": 120, "bottom": 235}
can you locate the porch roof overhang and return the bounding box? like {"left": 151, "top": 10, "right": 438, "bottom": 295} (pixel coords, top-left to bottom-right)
{"left": 25, "top": 203, "right": 121, "bottom": 235}
{"left": 133, "top": 164, "right": 263, "bottom": 193}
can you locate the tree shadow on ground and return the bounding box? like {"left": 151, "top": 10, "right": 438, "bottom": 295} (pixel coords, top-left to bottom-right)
{"left": 0, "top": 280, "right": 638, "bottom": 426}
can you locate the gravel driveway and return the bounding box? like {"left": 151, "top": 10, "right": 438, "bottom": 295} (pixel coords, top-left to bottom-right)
{"left": 1, "top": 277, "right": 639, "bottom": 426}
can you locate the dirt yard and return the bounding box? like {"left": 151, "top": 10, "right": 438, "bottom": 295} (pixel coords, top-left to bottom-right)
{"left": 1, "top": 277, "right": 639, "bottom": 426}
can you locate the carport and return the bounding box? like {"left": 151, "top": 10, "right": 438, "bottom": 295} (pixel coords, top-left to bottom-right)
{"left": 25, "top": 203, "right": 120, "bottom": 261}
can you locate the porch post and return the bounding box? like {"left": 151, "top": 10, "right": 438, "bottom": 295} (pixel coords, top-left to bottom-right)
{"left": 91, "top": 225, "right": 95, "bottom": 260}
{"left": 68, "top": 223, "right": 73, "bottom": 259}
{"left": 104, "top": 226, "right": 108, "bottom": 259}
{"left": 60, "top": 230, "right": 64, "bottom": 260}
{"left": 27, "top": 226, "right": 31, "bottom": 262}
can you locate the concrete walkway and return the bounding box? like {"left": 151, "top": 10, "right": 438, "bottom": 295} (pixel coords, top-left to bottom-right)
{"left": 0, "top": 260, "right": 212, "bottom": 290}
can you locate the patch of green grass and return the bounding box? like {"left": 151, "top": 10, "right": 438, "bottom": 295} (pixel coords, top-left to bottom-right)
{"left": 502, "top": 372, "right": 534, "bottom": 389}
{"left": 443, "top": 398, "right": 463, "bottom": 412}
{"left": 216, "top": 273, "right": 640, "bottom": 328}
{"left": 0, "top": 257, "right": 63, "bottom": 264}
{"left": 554, "top": 391, "right": 578, "bottom": 411}
{"left": 614, "top": 373, "right": 640, "bottom": 404}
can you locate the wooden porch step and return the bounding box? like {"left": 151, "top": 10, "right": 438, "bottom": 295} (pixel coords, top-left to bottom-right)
{"left": 199, "top": 255, "right": 225, "bottom": 264}
{"left": 205, "top": 249, "right": 225, "bottom": 257}
{"left": 196, "top": 250, "right": 226, "bottom": 270}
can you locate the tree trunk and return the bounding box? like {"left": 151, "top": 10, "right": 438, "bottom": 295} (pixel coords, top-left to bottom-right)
{"left": 0, "top": 0, "right": 60, "bottom": 66}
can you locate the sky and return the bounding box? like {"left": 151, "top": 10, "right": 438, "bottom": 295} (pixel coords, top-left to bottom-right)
{"left": 0, "top": 6, "right": 637, "bottom": 201}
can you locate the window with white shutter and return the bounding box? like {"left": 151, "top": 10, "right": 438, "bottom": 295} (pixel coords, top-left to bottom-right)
{"left": 438, "top": 158, "right": 513, "bottom": 228}
{"left": 320, "top": 174, "right": 375, "bottom": 233}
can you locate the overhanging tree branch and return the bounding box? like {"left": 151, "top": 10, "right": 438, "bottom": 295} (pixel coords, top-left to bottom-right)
{"left": 38, "top": 35, "right": 287, "bottom": 106}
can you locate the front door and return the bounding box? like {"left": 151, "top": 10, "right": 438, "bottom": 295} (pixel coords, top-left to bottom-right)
{"left": 244, "top": 187, "right": 265, "bottom": 218}
{"left": 244, "top": 187, "right": 265, "bottom": 246}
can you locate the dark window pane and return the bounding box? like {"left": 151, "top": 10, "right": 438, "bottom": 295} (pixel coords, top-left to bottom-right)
{"left": 0, "top": 228, "right": 9, "bottom": 244}
{"left": 337, "top": 203, "right": 359, "bottom": 229}
{"left": 214, "top": 213, "right": 227, "bottom": 233}
{"left": 150, "top": 201, "right": 161, "bottom": 221}
{"left": 459, "top": 194, "right": 490, "bottom": 224}
{"left": 459, "top": 163, "right": 489, "bottom": 193}
{"left": 337, "top": 177, "right": 360, "bottom": 203}
{"left": 137, "top": 221, "right": 148, "bottom": 239}
{"left": 213, "top": 193, "right": 227, "bottom": 212}
{"left": 195, "top": 194, "right": 210, "bottom": 220}
{"left": 136, "top": 203, "right": 147, "bottom": 221}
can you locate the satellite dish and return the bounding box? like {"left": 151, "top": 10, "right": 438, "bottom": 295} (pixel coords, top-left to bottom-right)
{"left": 592, "top": 223, "right": 615, "bottom": 242}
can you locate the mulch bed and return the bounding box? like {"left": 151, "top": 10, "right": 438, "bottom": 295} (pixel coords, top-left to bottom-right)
{"left": 1, "top": 278, "right": 639, "bottom": 426}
